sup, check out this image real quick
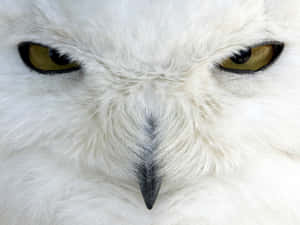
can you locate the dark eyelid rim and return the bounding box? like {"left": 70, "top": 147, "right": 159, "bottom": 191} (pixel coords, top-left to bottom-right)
{"left": 217, "top": 41, "right": 284, "bottom": 74}
{"left": 18, "top": 42, "right": 81, "bottom": 75}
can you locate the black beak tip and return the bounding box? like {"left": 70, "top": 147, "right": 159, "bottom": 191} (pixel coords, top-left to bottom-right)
{"left": 145, "top": 200, "right": 155, "bottom": 210}
{"left": 142, "top": 191, "right": 158, "bottom": 210}
{"left": 139, "top": 177, "right": 162, "bottom": 210}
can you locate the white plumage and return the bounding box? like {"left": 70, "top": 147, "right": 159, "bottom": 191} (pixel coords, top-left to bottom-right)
{"left": 0, "top": 0, "right": 300, "bottom": 224}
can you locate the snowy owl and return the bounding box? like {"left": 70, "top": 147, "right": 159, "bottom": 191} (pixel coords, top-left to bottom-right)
{"left": 0, "top": 0, "right": 300, "bottom": 224}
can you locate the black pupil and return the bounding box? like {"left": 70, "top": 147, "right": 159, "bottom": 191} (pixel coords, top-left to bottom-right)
{"left": 230, "top": 48, "right": 252, "bottom": 64}
{"left": 49, "top": 49, "right": 71, "bottom": 65}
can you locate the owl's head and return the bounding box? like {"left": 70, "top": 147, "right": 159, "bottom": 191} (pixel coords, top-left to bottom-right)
{"left": 1, "top": 0, "right": 300, "bottom": 209}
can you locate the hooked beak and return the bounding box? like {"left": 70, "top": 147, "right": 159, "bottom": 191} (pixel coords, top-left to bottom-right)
{"left": 138, "top": 163, "right": 162, "bottom": 210}
{"left": 136, "top": 114, "right": 162, "bottom": 210}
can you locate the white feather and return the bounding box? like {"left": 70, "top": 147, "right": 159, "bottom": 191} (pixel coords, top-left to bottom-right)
{"left": 0, "top": 0, "right": 300, "bottom": 224}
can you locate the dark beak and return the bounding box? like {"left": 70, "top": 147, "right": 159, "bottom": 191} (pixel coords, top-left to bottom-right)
{"left": 138, "top": 164, "right": 162, "bottom": 210}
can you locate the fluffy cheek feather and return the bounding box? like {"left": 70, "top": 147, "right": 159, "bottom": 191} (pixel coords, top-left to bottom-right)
{"left": 155, "top": 154, "right": 300, "bottom": 225}
{"left": 0, "top": 152, "right": 152, "bottom": 225}
{"left": 1, "top": 0, "right": 300, "bottom": 224}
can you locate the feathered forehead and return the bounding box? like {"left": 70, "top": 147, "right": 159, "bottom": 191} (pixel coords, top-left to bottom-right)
{"left": 31, "top": 0, "right": 266, "bottom": 34}
{"left": 2, "top": 0, "right": 299, "bottom": 40}
{"left": 1, "top": 0, "right": 298, "bottom": 72}
{"left": 16, "top": 0, "right": 266, "bottom": 65}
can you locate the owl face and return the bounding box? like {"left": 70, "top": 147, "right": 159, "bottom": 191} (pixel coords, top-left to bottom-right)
{"left": 0, "top": 0, "right": 300, "bottom": 212}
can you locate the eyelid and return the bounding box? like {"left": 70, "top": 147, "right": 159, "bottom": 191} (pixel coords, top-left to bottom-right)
{"left": 217, "top": 41, "right": 284, "bottom": 74}
{"left": 18, "top": 42, "right": 81, "bottom": 75}
{"left": 246, "top": 40, "right": 284, "bottom": 48}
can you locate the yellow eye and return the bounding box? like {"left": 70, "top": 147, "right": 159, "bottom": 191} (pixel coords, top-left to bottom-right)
{"left": 219, "top": 42, "right": 284, "bottom": 74}
{"left": 18, "top": 43, "right": 81, "bottom": 74}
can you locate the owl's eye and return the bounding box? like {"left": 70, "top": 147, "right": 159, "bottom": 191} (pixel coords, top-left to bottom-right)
{"left": 219, "top": 42, "right": 284, "bottom": 74}
{"left": 18, "top": 42, "right": 81, "bottom": 75}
